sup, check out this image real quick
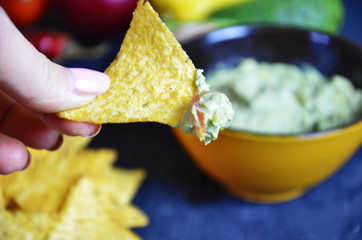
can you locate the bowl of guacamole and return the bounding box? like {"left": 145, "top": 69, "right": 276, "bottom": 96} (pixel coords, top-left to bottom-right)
{"left": 172, "top": 25, "right": 362, "bottom": 203}
{"left": 206, "top": 58, "right": 362, "bottom": 134}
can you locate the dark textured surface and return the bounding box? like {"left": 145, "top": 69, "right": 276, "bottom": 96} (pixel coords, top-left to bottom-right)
{"left": 69, "top": 0, "right": 362, "bottom": 239}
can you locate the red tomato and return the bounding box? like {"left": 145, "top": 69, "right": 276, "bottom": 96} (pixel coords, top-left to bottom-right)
{"left": 55, "top": 0, "right": 138, "bottom": 41}
{"left": 0, "top": 0, "right": 47, "bottom": 26}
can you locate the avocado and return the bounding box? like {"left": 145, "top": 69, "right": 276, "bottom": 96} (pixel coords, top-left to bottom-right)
{"left": 208, "top": 0, "right": 344, "bottom": 34}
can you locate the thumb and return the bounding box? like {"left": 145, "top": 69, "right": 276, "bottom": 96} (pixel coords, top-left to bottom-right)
{"left": 0, "top": 7, "right": 110, "bottom": 113}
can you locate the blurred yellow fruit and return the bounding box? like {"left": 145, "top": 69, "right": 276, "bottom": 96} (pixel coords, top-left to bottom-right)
{"left": 151, "top": 0, "right": 251, "bottom": 22}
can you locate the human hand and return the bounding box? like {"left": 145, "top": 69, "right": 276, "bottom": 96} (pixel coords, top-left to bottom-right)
{"left": 0, "top": 7, "right": 110, "bottom": 174}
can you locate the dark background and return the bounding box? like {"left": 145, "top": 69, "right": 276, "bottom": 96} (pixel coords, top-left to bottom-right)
{"left": 68, "top": 0, "right": 362, "bottom": 239}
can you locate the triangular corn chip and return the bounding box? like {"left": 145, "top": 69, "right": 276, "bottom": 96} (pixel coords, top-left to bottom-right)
{"left": 47, "top": 177, "right": 140, "bottom": 240}
{"left": 58, "top": 0, "right": 197, "bottom": 127}
{"left": 0, "top": 211, "right": 55, "bottom": 240}
{"left": 105, "top": 204, "right": 149, "bottom": 228}
{"left": 0, "top": 135, "right": 147, "bottom": 240}
{"left": 1, "top": 147, "right": 116, "bottom": 213}
{"left": 92, "top": 168, "right": 146, "bottom": 206}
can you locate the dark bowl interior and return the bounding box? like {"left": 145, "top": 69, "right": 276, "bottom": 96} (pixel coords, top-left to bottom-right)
{"left": 183, "top": 25, "right": 362, "bottom": 87}
{"left": 182, "top": 25, "right": 362, "bottom": 133}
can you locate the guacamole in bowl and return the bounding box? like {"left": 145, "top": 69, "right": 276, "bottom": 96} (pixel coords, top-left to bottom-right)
{"left": 206, "top": 58, "right": 362, "bottom": 134}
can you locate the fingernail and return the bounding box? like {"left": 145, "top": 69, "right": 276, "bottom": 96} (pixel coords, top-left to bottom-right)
{"left": 49, "top": 134, "right": 64, "bottom": 151}
{"left": 83, "top": 124, "right": 102, "bottom": 137}
{"left": 69, "top": 68, "right": 110, "bottom": 95}
{"left": 18, "top": 151, "right": 32, "bottom": 172}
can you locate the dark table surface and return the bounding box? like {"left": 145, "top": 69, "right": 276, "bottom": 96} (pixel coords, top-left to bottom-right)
{"left": 67, "top": 0, "right": 362, "bottom": 239}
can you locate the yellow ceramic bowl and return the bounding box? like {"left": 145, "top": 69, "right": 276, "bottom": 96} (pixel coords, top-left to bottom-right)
{"left": 173, "top": 122, "right": 362, "bottom": 203}
{"left": 174, "top": 26, "right": 362, "bottom": 203}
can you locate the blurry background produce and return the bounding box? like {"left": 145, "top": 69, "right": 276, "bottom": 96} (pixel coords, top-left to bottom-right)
{"left": 0, "top": 0, "right": 140, "bottom": 61}
{"left": 0, "top": 0, "right": 47, "bottom": 26}
{"left": 153, "top": 0, "right": 345, "bottom": 41}
{"left": 0, "top": 0, "right": 346, "bottom": 60}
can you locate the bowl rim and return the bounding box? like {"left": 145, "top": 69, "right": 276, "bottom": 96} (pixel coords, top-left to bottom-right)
{"left": 221, "top": 120, "right": 362, "bottom": 142}
{"left": 191, "top": 24, "right": 362, "bottom": 54}
{"left": 185, "top": 25, "right": 362, "bottom": 139}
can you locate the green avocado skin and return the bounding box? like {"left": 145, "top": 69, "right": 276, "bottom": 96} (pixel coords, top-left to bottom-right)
{"left": 208, "top": 0, "right": 345, "bottom": 34}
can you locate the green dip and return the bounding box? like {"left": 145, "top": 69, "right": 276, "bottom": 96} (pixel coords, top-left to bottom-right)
{"left": 206, "top": 58, "right": 362, "bottom": 134}
{"left": 179, "top": 69, "right": 234, "bottom": 144}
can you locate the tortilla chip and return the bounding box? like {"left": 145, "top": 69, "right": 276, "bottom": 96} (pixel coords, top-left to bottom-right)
{"left": 63, "top": 148, "right": 117, "bottom": 177}
{"left": 24, "top": 136, "right": 91, "bottom": 165}
{"left": 47, "top": 177, "right": 141, "bottom": 240}
{"left": 59, "top": 136, "right": 93, "bottom": 158}
{"left": 57, "top": 0, "right": 197, "bottom": 127}
{"left": 0, "top": 131, "right": 148, "bottom": 239}
{"left": 0, "top": 187, "right": 5, "bottom": 210}
{"left": 93, "top": 168, "right": 146, "bottom": 206}
{"left": 1, "top": 142, "right": 116, "bottom": 213}
{"left": 106, "top": 204, "right": 149, "bottom": 228}
{"left": 92, "top": 168, "right": 148, "bottom": 228}
{"left": 0, "top": 210, "right": 55, "bottom": 240}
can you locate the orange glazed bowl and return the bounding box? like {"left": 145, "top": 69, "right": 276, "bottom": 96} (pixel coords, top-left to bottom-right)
{"left": 173, "top": 26, "right": 362, "bottom": 203}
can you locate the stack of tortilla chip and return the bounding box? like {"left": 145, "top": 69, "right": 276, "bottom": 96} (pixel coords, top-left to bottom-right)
{"left": 0, "top": 136, "right": 148, "bottom": 240}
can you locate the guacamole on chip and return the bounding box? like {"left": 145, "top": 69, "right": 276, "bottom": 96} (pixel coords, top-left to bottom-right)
{"left": 180, "top": 70, "right": 234, "bottom": 144}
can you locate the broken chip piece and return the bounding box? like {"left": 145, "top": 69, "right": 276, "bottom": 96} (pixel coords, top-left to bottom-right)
{"left": 57, "top": 0, "right": 233, "bottom": 144}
